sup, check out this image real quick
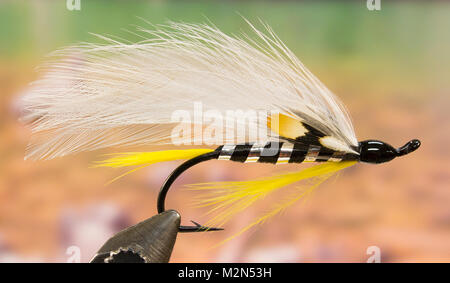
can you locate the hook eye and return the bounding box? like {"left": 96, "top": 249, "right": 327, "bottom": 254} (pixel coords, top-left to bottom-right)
{"left": 396, "top": 139, "right": 421, "bottom": 156}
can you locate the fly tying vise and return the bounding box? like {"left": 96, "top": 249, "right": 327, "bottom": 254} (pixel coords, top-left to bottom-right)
{"left": 21, "top": 20, "right": 420, "bottom": 235}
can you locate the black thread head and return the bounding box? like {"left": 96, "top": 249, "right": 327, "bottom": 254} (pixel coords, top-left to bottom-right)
{"left": 358, "top": 139, "right": 420, "bottom": 164}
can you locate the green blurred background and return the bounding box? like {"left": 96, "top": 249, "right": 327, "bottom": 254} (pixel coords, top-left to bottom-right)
{"left": 0, "top": 0, "right": 449, "bottom": 262}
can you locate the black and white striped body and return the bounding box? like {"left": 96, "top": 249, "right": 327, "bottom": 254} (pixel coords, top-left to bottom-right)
{"left": 216, "top": 142, "right": 359, "bottom": 164}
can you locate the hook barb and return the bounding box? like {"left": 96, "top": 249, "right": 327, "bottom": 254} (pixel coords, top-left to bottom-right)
{"left": 178, "top": 221, "right": 224, "bottom": 233}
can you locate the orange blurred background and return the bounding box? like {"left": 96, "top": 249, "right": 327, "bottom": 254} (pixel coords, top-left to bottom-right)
{"left": 0, "top": 0, "right": 449, "bottom": 262}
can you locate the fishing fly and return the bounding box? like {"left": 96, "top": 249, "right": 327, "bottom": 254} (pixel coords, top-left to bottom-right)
{"left": 21, "top": 20, "right": 420, "bottom": 235}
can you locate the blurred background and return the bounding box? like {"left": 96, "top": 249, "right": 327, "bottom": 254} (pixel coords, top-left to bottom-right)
{"left": 0, "top": 0, "right": 449, "bottom": 262}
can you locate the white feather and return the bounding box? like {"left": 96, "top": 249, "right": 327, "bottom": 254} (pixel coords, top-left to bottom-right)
{"left": 21, "top": 20, "right": 358, "bottom": 160}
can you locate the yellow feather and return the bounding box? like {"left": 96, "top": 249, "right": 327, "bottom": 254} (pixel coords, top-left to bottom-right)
{"left": 188, "top": 161, "right": 357, "bottom": 243}
{"left": 93, "top": 148, "right": 214, "bottom": 168}
{"left": 92, "top": 148, "right": 214, "bottom": 184}
{"left": 268, "top": 112, "right": 306, "bottom": 140}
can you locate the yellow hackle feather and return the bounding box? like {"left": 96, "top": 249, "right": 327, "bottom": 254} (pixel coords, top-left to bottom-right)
{"left": 92, "top": 148, "right": 214, "bottom": 184}
{"left": 188, "top": 161, "right": 356, "bottom": 246}
{"left": 93, "top": 149, "right": 214, "bottom": 168}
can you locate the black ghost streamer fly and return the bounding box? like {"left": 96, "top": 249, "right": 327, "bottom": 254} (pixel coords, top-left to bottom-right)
{"left": 21, "top": 21, "right": 420, "bottom": 239}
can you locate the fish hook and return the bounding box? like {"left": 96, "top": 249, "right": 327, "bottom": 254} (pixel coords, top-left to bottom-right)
{"left": 157, "top": 149, "right": 224, "bottom": 232}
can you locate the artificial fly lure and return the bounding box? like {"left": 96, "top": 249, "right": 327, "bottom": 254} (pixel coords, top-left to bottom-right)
{"left": 21, "top": 20, "right": 420, "bottom": 235}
